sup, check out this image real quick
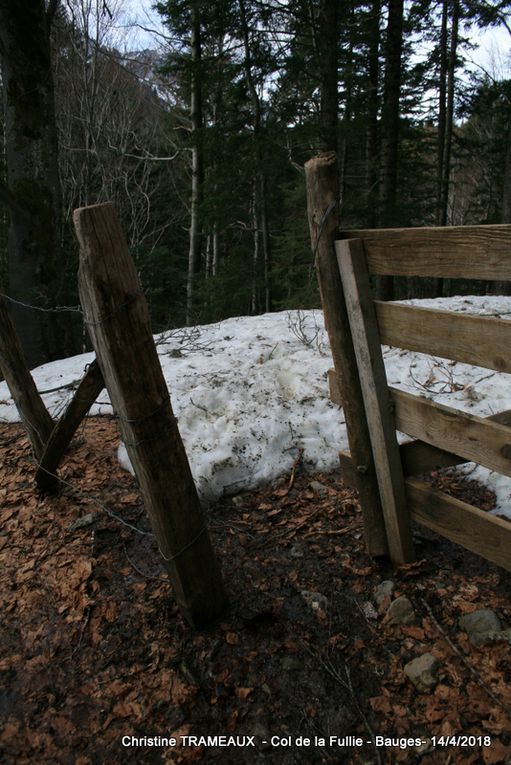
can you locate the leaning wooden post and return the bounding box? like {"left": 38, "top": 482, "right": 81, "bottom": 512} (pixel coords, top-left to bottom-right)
{"left": 74, "top": 203, "right": 227, "bottom": 628}
{"left": 35, "top": 359, "right": 105, "bottom": 493}
{"left": 305, "top": 152, "right": 388, "bottom": 556}
{"left": 0, "top": 294, "right": 54, "bottom": 459}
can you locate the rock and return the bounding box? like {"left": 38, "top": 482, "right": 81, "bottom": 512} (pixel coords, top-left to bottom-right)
{"left": 231, "top": 494, "right": 248, "bottom": 508}
{"left": 386, "top": 595, "right": 416, "bottom": 626}
{"left": 404, "top": 653, "right": 439, "bottom": 691}
{"left": 309, "top": 480, "right": 327, "bottom": 495}
{"left": 361, "top": 601, "right": 378, "bottom": 621}
{"left": 374, "top": 580, "right": 395, "bottom": 608}
{"left": 301, "top": 590, "right": 328, "bottom": 612}
{"left": 459, "top": 608, "right": 502, "bottom": 645}
{"left": 470, "top": 629, "right": 511, "bottom": 647}
{"left": 68, "top": 512, "right": 99, "bottom": 532}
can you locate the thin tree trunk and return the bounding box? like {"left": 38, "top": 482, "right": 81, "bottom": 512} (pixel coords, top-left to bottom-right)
{"left": 440, "top": 0, "right": 459, "bottom": 227}
{"left": 318, "top": 0, "right": 339, "bottom": 152}
{"left": 366, "top": 0, "right": 381, "bottom": 227}
{"left": 186, "top": 1, "right": 204, "bottom": 325}
{"left": 377, "top": 0, "right": 404, "bottom": 301}
{"left": 239, "top": 0, "right": 272, "bottom": 312}
{"left": 250, "top": 182, "right": 260, "bottom": 314}
{"left": 339, "top": 29, "right": 354, "bottom": 215}
{"left": 436, "top": 0, "right": 448, "bottom": 226}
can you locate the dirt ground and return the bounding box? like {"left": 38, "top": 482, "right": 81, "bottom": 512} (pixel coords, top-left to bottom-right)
{"left": 1, "top": 417, "right": 511, "bottom": 765}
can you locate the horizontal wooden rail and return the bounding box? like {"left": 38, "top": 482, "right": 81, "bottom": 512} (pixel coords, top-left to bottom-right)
{"left": 339, "top": 457, "right": 511, "bottom": 571}
{"left": 376, "top": 302, "right": 511, "bottom": 373}
{"left": 339, "top": 445, "right": 465, "bottom": 488}
{"left": 392, "top": 388, "right": 511, "bottom": 478}
{"left": 407, "top": 478, "right": 511, "bottom": 572}
{"left": 339, "top": 225, "right": 511, "bottom": 280}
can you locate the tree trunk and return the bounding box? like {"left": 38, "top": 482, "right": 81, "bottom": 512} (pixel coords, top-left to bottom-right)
{"left": 440, "top": 0, "right": 459, "bottom": 227}
{"left": 318, "top": 0, "right": 339, "bottom": 152}
{"left": 0, "top": 0, "right": 66, "bottom": 367}
{"left": 238, "top": 0, "right": 272, "bottom": 312}
{"left": 436, "top": 0, "right": 448, "bottom": 227}
{"left": 366, "top": 0, "right": 381, "bottom": 228}
{"left": 377, "top": 0, "right": 404, "bottom": 301}
{"left": 186, "top": 1, "right": 204, "bottom": 325}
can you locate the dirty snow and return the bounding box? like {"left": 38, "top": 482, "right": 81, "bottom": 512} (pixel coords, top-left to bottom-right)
{"left": 1, "top": 299, "right": 511, "bottom": 517}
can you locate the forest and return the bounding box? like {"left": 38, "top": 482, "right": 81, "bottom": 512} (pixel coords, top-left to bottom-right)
{"left": 1, "top": 0, "right": 511, "bottom": 369}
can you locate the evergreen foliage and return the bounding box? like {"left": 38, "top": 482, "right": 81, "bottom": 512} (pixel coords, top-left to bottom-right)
{"left": 1, "top": 0, "right": 511, "bottom": 358}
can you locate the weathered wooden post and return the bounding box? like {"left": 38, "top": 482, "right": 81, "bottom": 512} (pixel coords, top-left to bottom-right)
{"left": 74, "top": 203, "right": 227, "bottom": 628}
{"left": 305, "top": 152, "right": 388, "bottom": 556}
{"left": 0, "top": 294, "right": 54, "bottom": 458}
{"left": 35, "top": 359, "right": 105, "bottom": 492}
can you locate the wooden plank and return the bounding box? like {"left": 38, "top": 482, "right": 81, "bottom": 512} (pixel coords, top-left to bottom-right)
{"left": 336, "top": 238, "right": 414, "bottom": 564}
{"left": 392, "top": 388, "right": 511, "bottom": 478}
{"left": 327, "top": 367, "right": 342, "bottom": 406}
{"left": 0, "top": 293, "right": 54, "bottom": 459}
{"left": 35, "top": 359, "right": 105, "bottom": 492}
{"left": 333, "top": 365, "right": 511, "bottom": 475}
{"left": 376, "top": 302, "right": 511, "bottom": 373}
{"left": 400, "top": 440, "right": 466, "bottom": 476}
{"left": 339, "top": 225, "right": 511, "bottom": 280}
{"left": 407, "top": 478, "right": 511, "bottom": 572}
{"left": 74, "top": 203, "right": 227, "bottom": 628}
{"left": 341, "top": 438, "right": 466, "bottom": 488}
{"left": 305, "top": 153, "right": 388, "bottom": 557}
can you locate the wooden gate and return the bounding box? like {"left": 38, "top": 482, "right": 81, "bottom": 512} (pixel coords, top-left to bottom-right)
{"left": 329, "top": 225, "right": 511, "bottom": 572}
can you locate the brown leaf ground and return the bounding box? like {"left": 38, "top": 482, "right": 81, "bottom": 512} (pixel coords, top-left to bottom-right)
{"left": 1, "top": 418, "right": 511, "bottom": 765}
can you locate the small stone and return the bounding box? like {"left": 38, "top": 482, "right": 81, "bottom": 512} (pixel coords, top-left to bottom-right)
{"left": 459, "top": 608, "right": 501, "bottom": 642}
{"left": 374, "top": 580, "right": 395, "bottom": 608}
{"left": 68, "top": 512, "right": 99, "bottom": 532}
{"left": 301, "top": 590, "right": 328, "bottom": 612}
{"left": 231, "top": 495, "right": 246, "bottom": 508}
{"left": 404, "top": 653, "right": 439, "bottom": 691}
{"left": 470, "top": 629, "right": 511, "bottom": 647}
{"left": 386, "top": 595, "right": 416, "bottom": 626}
{"left": 289, "top": 544, "right": 304, "bottom": 559}
{"left": 309, "top": 480, "right": 327, "bottom": 495}
{"left": 362, "top": 601, "right": 378, "bottom": 620}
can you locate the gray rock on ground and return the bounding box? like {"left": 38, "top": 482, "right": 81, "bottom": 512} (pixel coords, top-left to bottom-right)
{"left": 404, "top": 653, "right": 440, "bottom": 691}
{"left": 386, "top": 595, "right": 416, "bottom": 626}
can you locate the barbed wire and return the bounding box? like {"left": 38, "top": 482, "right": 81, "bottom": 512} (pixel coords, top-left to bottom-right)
{"left": 0, "top": 291, "right": 83, "bottom": 315}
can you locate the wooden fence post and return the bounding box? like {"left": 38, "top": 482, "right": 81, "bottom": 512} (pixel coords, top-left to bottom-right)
{"left": 305, "top": 152, "right": 388, "bottom": 557}
{"left": 35, "top": 359, "right": 105, "bottom": 492}
{"left": 336, "top": 239, "right": 414, "bottom": 564}
{"left": 74, "top": 203, "right": 227, "bottom": 628}
{"left": 0, "top": 294, "right": 54, "bottom": 459}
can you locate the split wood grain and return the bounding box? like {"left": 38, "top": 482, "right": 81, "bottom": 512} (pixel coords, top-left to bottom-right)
{"left": 340, "top": 224, "right": 511, "bottom": 280}
{"left": 305, "top": 153, "right": 388, "bottom": 556}
{"left": 336, "top": 238, "right": 414, "bottom": 564}
{"left": 74, "top": 202, "right": 227, "bottom": 628}
{"left": 407, "top": 478, "right": 511, "bottom": 572}
{"left": 391, "top": 388, "right": 511, "bottom": 479}
{"left": 376, "top": 302, "right": 511, "bottom": 373}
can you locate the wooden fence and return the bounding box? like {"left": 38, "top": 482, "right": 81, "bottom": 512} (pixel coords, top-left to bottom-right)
{"left": 328, "top": 225, "right": 511, "bottom": 572}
